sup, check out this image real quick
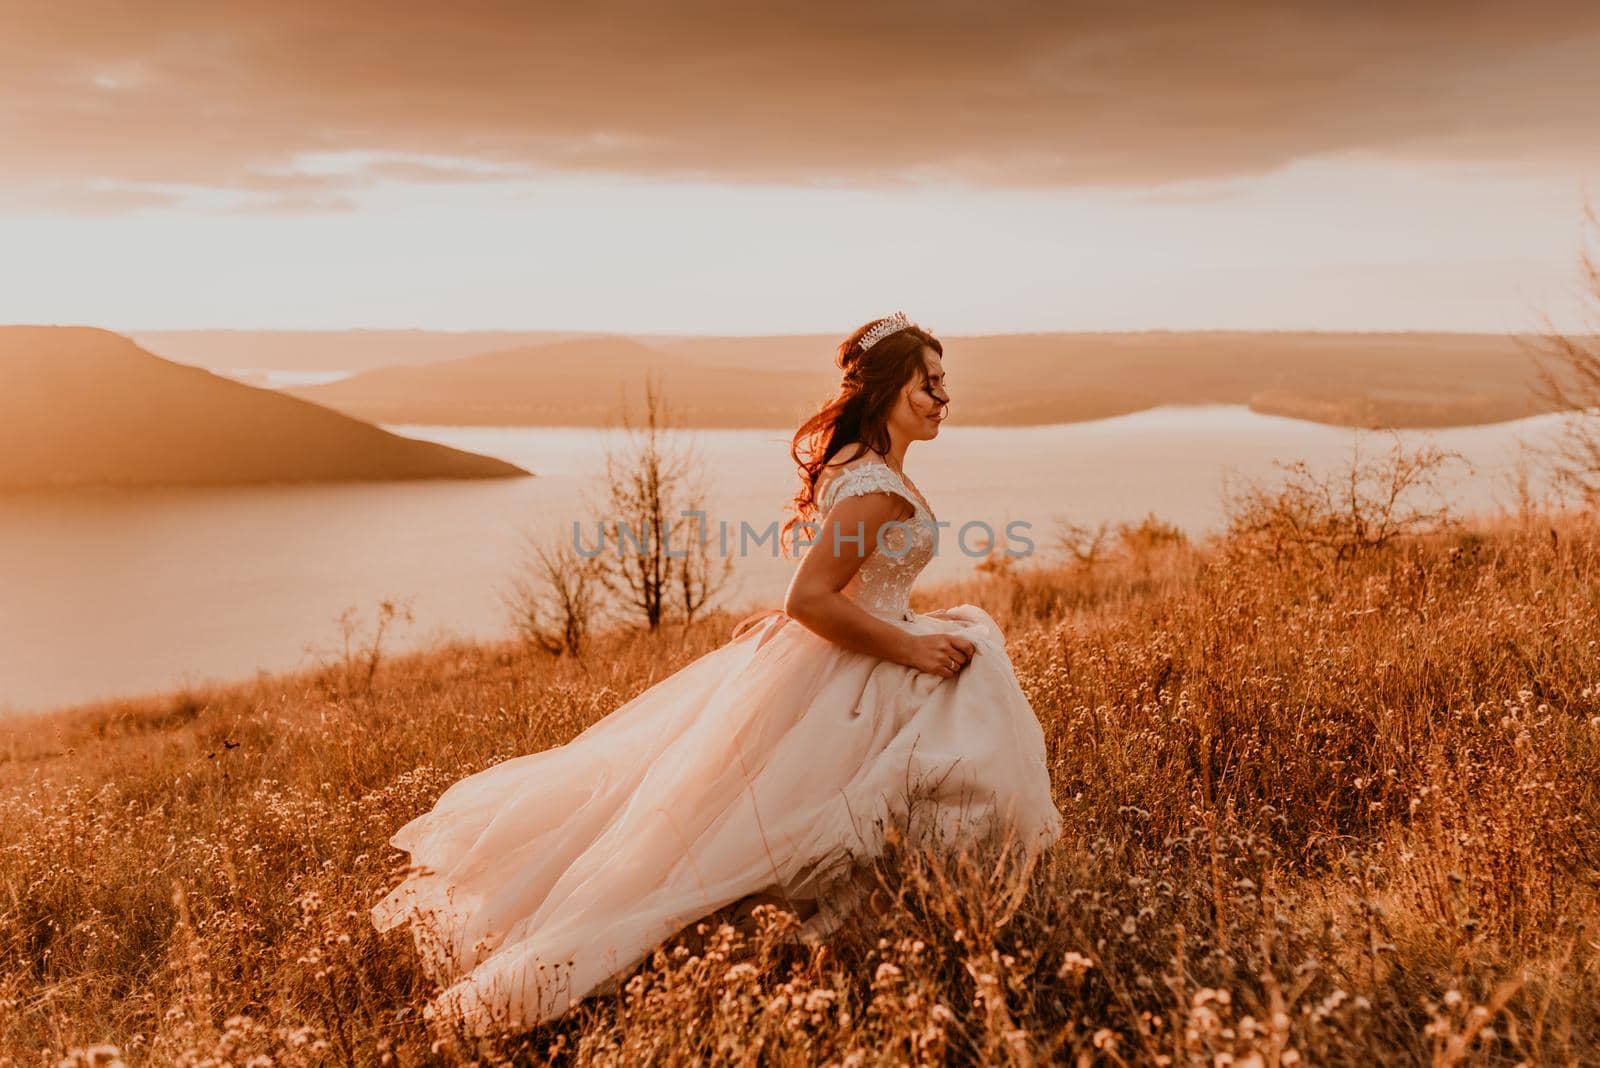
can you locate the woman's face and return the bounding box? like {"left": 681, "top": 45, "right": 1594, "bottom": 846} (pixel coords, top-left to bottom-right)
{"left": 889, "top": 346, "right": 949, "bottom": 443}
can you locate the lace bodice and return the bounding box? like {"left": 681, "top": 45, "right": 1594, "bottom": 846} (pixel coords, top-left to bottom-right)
{"left": 813, "top": 458, "right": 938, "bottom": 622}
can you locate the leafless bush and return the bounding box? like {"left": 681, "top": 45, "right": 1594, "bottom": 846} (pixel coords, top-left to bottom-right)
{"left": 1530, "top": 201, "right": 1600, "bottom": 507}
{"left": 1053, "top": 518, "right": 1112, "bottom": 569}
{"left": 503, "top": 528, "right": 606, "bottom": 657}
{"left": 970, "top": 525, "right": 1030, "bottom": 577}
{"left": 1115, "top": 512, "right": 1188, "bottom": 555}
{"left": 1223, "top": 434, "right": 1465, "bottom": 564}
{"left": 303, "top": 597, "right": 416, "bottom": 697}
{"left": 595, "top": 374, "right": 733, "bottom": 631}
{"left": 1048, "top": 513, "right": 1188, "bottom": 574}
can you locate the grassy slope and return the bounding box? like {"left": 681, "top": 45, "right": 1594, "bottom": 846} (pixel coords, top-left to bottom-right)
{"left": 4, "top": 511, "right": 1599, "bottom": 1064}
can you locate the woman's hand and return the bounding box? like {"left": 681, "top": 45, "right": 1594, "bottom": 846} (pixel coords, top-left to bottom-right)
{"left": 901, "top": 632, "right": 976, "bottom": 678}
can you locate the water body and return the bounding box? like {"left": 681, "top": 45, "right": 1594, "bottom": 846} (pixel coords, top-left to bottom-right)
{"left": 0, "top": 406, "right": 1568, "bottom": 716}
{"left": 213, "top": 367, "right": 358, "bottom": 389}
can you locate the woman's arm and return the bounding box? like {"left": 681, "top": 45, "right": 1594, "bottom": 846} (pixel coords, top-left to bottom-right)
{"left": 783, "top": 491, "right": 975, "bottom": 677}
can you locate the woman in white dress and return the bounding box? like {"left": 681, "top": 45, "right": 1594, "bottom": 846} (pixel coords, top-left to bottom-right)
{"left": 370, "top": 311, "right": 1062, "bottom": 1035}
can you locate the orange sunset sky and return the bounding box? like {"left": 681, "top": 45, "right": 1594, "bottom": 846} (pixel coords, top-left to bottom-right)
{"left": 2, "top": 2, "right": 1598, "bottom": 334}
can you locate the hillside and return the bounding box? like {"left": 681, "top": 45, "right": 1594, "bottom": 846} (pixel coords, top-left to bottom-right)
{"left": 285, "top": 335, "right": 836, "bottom": 427}
{"left": 650, "top": 329, "right": 1560, "bottom": 427}
{"left": 3, "top": 511, "right": 1597, "bottom": 1062}
{"left": 130, "top": 328, "right": 600, "bottom": 373}
{"left": 271, "top": 329, "right": 1563, "bottom": 430}
{"left": 0, "top": 326, "right": 531, "bottom": 490}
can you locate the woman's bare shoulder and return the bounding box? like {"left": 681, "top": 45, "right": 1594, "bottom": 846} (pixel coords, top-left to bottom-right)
{"left": 819, "top": 446, "right": 889, "bottom": 474}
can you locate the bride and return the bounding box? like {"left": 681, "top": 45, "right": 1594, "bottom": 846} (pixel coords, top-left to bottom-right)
{"left": 370, "top": 311, "right": 1062, "bottom": 1034}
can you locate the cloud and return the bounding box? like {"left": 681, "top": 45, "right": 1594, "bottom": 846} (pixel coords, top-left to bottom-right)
{"left": 4, "top": 0, "right": 1598, "bottom": 213}
{"left": 224, "top": 192, "right": 362, "bottom": 214}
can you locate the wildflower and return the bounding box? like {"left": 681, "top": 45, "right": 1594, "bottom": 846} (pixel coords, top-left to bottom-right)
{"left": 1057, "top": 951, "right": 1094, "bottom": 978}
{"left": 57, "top": 1046, "right": 125, "bottom": 1068}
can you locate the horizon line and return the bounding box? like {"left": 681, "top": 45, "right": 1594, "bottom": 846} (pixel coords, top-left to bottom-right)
{"left": 99, "top": 324, "right": 1589, "bottom": 339}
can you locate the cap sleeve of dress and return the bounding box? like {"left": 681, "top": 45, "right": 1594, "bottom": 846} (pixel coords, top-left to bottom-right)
{"left": 818, "top": 462, "right": 917, "bottom": 515}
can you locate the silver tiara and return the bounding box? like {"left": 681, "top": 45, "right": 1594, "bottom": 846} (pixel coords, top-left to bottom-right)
{"left": 858, "top": 310, "right": 915, "bottom": 352}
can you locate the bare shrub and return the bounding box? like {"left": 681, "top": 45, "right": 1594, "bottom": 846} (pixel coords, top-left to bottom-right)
{"left": 1530, "top": 201, "right": 1600, "bottom": 507}
{"left": 595, "top": 374, "right": 734, "bottom": 631}
{"left": 304, "top": 597, "right": 416, "bottom": 697}
{"left": 1116, "top": 512, "right": 1187, "bottom": 553}
{"left": 1053, "top": 518, "right": 1112, "bottom": 569}
{"left": 970, "top": 524, "right": 1029, "bottom": 577}
{"left": 1049, "top": 513, "right": 1189, "bottom": 574}
{"left": 502, "top": 528, "right": 606, "bottom": 657}
{"left": 1223, "top": 434, "right": 1465, "bottom": 564}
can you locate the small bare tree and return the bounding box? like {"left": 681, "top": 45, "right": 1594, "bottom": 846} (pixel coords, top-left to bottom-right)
{"left": 303, "top": 597, "right": 416, "bottom": 698}
{"left": 1115, "top": 512, "right": 1188, "bottom": 555}
{"left": 971, "top": 527, "right": 1022, "bottom": 577}
{"left": 670, "top": 475, "right": 736, "bottom": 626}
{"left": 1038, "top": 513, "right": 1186, "bottom": 575}
{"left": 1222, "top": 434, "right": 1464, "bottom": 564}
{"left": 502, "top": 528, "right": 606, "bottom": 657}
{"left": 596, "top": 373, "right": 734, "bottom": 630}
{"left": 1530, "top": 201, "right": 1600, "bottom": 507}
{"left": 1053, "top": 518, "right": 1112, "bottom": 569}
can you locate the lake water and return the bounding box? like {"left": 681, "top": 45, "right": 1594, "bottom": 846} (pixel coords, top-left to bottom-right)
{"left": 215, "top": 367, "right": 358, "bottom": 389}
{"left": 0, "top": 406, "right": 1569, "bottom": 716}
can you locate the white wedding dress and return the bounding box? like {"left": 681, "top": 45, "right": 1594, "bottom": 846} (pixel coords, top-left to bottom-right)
{"left": 370, "top": 456, "right": 1062, "bottom": 1033}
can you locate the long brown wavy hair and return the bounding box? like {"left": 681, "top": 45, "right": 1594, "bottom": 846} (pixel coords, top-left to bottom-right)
{"left": 780, "top": 315, "right": 944, "bottom": 556}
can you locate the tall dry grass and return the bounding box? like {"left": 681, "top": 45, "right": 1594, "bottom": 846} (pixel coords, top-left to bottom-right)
{"left": 4, "top": 506, "right": 1599, "bottom": 1065}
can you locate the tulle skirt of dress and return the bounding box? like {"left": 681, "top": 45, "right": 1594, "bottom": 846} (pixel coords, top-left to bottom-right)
{"left": 369, "top": 603, "right": 1062, "bottom": 1034}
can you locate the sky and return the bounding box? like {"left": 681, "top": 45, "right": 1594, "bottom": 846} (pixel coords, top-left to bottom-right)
{"left": 2, "top": 1, "right": 1598, "bottom": 334}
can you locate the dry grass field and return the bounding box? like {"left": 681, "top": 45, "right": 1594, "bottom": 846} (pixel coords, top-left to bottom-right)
{"left": 4, "top": 501, "right": 1599, "bottom": 1065}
